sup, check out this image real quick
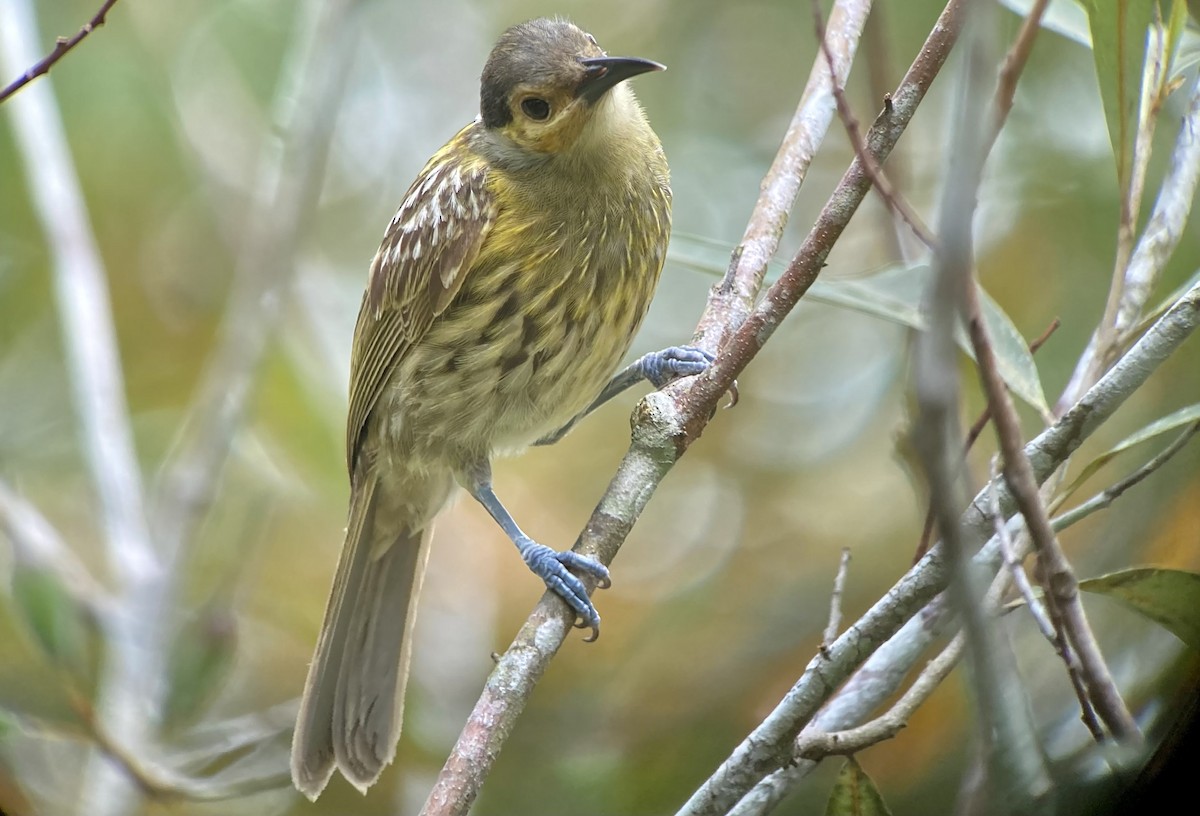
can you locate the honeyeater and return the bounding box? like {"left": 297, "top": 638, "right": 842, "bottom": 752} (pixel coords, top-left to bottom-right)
{"left": 291, "top": 17, "right": 711, "bottom": 798}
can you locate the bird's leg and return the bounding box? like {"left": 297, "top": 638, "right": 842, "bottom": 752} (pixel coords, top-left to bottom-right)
{"left": 534, "top": 345, "right": 714, "bottom": 446}
{"left": 457, "top": 460, "right": 611, "bottom": 637}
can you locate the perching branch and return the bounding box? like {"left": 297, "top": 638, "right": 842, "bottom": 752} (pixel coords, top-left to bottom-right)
{"left": 0, "top": 0, "right": 119, "bottom": 104}
{"left": 812, "top": 0, "right": 939, "bottom": 250}
{"left": 691, "top": 0, "right": 877, "bottom": 354}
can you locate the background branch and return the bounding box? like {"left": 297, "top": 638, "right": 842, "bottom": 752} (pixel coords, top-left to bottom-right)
{"left": 0, "top": 0, "right": 118, "bottom": 104}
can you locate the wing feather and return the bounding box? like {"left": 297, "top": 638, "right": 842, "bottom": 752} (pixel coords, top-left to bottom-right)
{"left": 346, "top": 134, "right": 497, "bottom": 470}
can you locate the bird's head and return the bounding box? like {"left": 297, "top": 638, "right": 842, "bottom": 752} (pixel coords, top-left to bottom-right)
{"left": 479, "top": 19, "right": 663, "bottom": 156}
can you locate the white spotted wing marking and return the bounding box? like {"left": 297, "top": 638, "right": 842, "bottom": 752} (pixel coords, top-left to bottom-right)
{"left": 346, "top": 142, "right": 498, "bottom": 470}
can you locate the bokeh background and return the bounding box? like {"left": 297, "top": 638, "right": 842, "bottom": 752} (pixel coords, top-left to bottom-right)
{"left": 1, "top": 0, "right": 1198, "bottom": 814}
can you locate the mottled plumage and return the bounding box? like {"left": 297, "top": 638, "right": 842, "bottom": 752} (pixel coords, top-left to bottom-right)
{"left": 292, "top": 18, "right": 674, "bottom": 799}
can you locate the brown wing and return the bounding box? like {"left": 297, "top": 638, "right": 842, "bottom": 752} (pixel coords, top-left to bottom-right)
{"left": 346, "top": 135, "right": 496, "bottom": 471}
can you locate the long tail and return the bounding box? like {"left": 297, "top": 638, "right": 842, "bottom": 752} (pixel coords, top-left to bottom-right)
{"left": 291, "top": 469, "right": 432, "bottom": 799}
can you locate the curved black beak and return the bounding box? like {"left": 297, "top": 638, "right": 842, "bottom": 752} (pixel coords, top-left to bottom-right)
{"left": 577, "top": 56, "right": 665, "bottom": 103}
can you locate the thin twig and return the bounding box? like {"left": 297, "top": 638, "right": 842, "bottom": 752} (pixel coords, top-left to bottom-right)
{"left": 983, "top": 0, "right": 1049, "bottom": 152}
{"left": 964, "top": 271, "right": 1142, "bottom": 743}
{"left": 65, "top": 692, "right": 290, "bottom": 803}
{"left": 1114, "top": 80, "right": 1200, "bottom": 344}
{"left": 670, "top": 0, "right": 964, "bottom": 442}
{"left": 691, "top": 0, "right": 876, "bottom": 355}
{"left": 988, "top": 456, "right": 1105, "bottom": 741}
{"left": 0, "top": 0, "right": 119, "bottom": 104}
{"left": 794, "top": 633, "right": 964, "bottom": 759}
{"left": 812, "top": 0, "right": 939, "bottom": 250}
{"left": 918, "top": 5, "right": 1054, "bottom": 805}
{"left": 989, "top": 459, "right": 1054, "bottom": 644}
{"left": 914, "top": 317, "right": 1060, "bottom": 561}
{"left": 728, "top": 282, "right": 1200, "bottom": 815}
{"left": 1052, "top": 420, "right": 1200, "bottom": 532}
{"left": 728, "top": 596, "right": 957, "bottom": 816}
{"left": 823, "top": 548, "right": 853, "bottom": 649}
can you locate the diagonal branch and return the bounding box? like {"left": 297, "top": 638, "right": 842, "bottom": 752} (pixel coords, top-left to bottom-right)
{"left": 0, "top": 0, "right": 119, "bottom": 104}
{"left": 691, "top": 0, "right": 877, "bottom": 354}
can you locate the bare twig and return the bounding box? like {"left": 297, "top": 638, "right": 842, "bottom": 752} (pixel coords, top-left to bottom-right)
{"left": 1114, "top": 80, "right": 1200, "bottom": 344}
{"left": 1051, "top": 420, "right": 1200, "bottom": 532}
{"left": 64, "top": 693, "right": 290, "bottom": 803}
{"left": 794, "top": 633, "right": 964, "bottom": 759}
{"left": 823, "top": 548, "right": 853, "bottom": 648}
{"left": 916, "top": 5, "right": 1053, "bottom": 806}
{"left": 915, "top": 317, "right": 1060, "bottom": 561}
{"left": 691, "top": 0, "right": 876, "bottom": 355}
{"left": 964, "top": 277, "right": 1142, "bottom": 743}
{"left": 989, "top": 460, "right": 1054, "bottom": 644}
{"left": 983, "top": 0, "right": 1049, "bottom": 152}
{"left": 728, "top": 596, "right": 957, "bottom": 816}
{"left": 812, "top": 0, "right": 939, "bottom": 250}
{"left": 671, "top": 0, "right": 965, "bottom": 442}
{"left": 681, "top": 273, "right": 1200, "bottom": 816}
{"left": 0, "top": 0, "right": 119, "bottom": 104}
{"left": 988, "top": 457, "right": 1105, "bottom": 742}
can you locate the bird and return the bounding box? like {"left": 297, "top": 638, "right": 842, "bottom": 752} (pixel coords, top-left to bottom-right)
{"left": 290, "top": 17, "right": 712, "bottom": 799}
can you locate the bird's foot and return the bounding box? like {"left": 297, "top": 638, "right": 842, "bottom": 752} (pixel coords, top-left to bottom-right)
{"left": 519, "top": 541, "right": 610, "bottom": 641}
{"left": 637, "top": 346, "right": 714, "bottom": 389}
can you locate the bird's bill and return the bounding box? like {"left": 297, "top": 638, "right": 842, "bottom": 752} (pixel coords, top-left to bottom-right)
{"left": 577, "top": 56, "right": 665, "bottom": 103}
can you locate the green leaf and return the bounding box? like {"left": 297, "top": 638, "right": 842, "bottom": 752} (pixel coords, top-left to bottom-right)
{"left": 9, "top": 563, "right": 95, "bottom": 680}
{"left": 1060, "top": 403, "right": 1200, "bottom": 499}
{"left": 825, "top": 757, "right": 894, "bottom": 816}
{"left": 998, "top": 0, "right": 1094, "bottom": 47}
{"left": 163, "top": 604, "right": 238, "bottom": 732}
{"left": 1080, "top": 567, "right": 1200, "bottom": 650}
{"left": 668, "top": 235, "right": 1051, "bottom": 413}
{"left": 1165, "top": 0, "right": 1191, "bottom": 77}
{"left": 1080, "top": 0, "right": 1157, "bottom": 196}
{"left": 974, "top": 287, "right": 1051, "bottom": 416}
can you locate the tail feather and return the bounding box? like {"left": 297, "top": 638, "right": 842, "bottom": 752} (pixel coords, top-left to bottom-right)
{"left": 290, "top": 469, "right": 431, "bottom": 799}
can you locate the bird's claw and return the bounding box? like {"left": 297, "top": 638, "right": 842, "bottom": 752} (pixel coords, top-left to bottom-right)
{"left": 521, "top": 543, "right": 609, "bottom": 639}
{"left": 639, "top": 345, "right": 715, "bottom": 389}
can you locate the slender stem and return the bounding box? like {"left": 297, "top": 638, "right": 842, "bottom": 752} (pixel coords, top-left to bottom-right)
{"left": 823, "top": 548, "right": 853, "bottom": 648}
{"left": 1051, "top": 421, "right": 1200, "bottom": 532}
{"left": 0, "top": 0, "right": 119, "bottom": 103}
{"left": 794, "top": 634, "right": 964, "bottom": 760}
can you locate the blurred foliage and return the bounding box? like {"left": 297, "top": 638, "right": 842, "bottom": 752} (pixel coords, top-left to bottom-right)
{"left": 1, "top": 0, "right": 1199, "bottom": 815}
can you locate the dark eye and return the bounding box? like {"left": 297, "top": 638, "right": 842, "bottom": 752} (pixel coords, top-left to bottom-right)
{"left": 521, "top": 97, "right": 551, "bottom": 121}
